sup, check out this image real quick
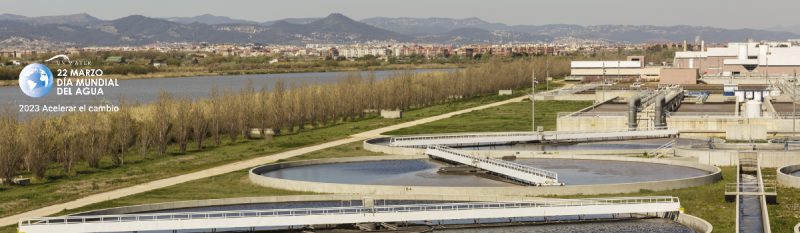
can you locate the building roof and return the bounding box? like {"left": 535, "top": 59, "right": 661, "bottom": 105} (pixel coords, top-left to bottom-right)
{"left": 571, "top": 61, "right": 641, "bottom": 68}
{"left": 675, "top": 41, "right": 800, "bottom": 66}
{"left": 105, "top": 56, "right": 125, "bottom": 63}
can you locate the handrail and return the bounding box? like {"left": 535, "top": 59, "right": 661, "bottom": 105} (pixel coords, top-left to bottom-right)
{"left": 392, "top": 127, "right": 672, "bottom": 143}
{"left": 538, "top": 84, "right": 601, "bottom": 96}
{"left": 389, "top": 127, "right": 676, "bottom": 147}
{"left": 427, "top": 145, "right": 559, "bottom": 181}
{"left": 725, "top": 183, "right": 777, "bottom": 194}
{"left": 19, "top": 196, "right": 680, "bottom": 226}
{"left": 668, "top": 112, "right": 786, "bottom": 118}
{"left": 650, "top": 140, "right": 676, "bottom": 158}
{"left": 558, "top": 112, "right": 628, "bottom": 117}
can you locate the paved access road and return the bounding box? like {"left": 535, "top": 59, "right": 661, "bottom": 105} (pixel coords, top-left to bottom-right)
{"left": 0, "top": 95, "right": 528, "bottom": 227}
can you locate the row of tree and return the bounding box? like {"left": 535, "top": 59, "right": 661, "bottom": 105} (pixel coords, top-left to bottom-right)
{"left": 0, "top": 59, "right": 543, "bottom": 184}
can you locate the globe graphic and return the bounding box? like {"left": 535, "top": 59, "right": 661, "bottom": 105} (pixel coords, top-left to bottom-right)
{"left": 18, "top": 63, "right": 54, "bottom": 98}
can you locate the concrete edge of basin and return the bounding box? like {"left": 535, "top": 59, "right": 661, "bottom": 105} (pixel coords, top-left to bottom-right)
{"left": 676, "top": 213, "right": 713, "bottom": 233}
{"left": 248, "top": 154, "right": 721, "bottom": 197}
{"left": 363, "top": 137, "right": 650, "bottom": 157}
{"left": 68, "top": 193, "right": 714, "bottom": 233}
{"left": 777, "top": 164, "right": 800, "bottom": 188}
{"left": 675, "top": 146, "right": 800, "bottom": 168}
{"left": 72, "top": 193, "right": 549, "bottom": 216}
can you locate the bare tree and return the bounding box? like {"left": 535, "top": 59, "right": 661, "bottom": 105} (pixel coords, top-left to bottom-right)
{"left": 82, "top": 113, "right": 109, "bottom": 169}
{"left": 189, "top": 102, "right": 209, "bottom": 150}
{"left": 109, "top": 104, "right": 137, "bottom": 166}
{"left": 173, "top": 96, "right": 192, "bottom": 153}
{"left": 153, "top": 91, "right": 174, "bottom": 155}
{"left": 0, "top": 109, "right": 21, "bottom": 184}
{"left": 20, "top": 117, "right": 56, "bottom": 179}
{"left": 208, "top": 87, "right": 223, "bottom": 146}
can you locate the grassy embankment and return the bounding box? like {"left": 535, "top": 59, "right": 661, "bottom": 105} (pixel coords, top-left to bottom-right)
{"left": 0, "top": 89, "right": 525, "bottom": 221}
{"left": 387, "top": 99, "right": 589, "bottom": 135}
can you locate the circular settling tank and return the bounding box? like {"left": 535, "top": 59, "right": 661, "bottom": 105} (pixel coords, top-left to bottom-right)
{"left": 259, "top": 158, "right": 710, "bottom": 186}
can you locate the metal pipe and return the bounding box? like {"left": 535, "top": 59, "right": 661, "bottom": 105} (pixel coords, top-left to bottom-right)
{"left": 628, "top": 95, "right": 641, "bottom": 130}
{"left": 655, "top": 95, "right": 666, "bottom": 128}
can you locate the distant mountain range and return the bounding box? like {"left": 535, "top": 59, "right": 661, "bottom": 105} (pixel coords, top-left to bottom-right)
{"left": 0, "top": 13, "right": 797, "bottom": 46}
{"left": 767, "top": 24, "right": 800, "bottom": 35}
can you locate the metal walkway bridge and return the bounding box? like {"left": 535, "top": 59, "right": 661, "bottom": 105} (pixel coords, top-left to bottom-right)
{"left": 426, "top": 145, "right": 560, "bottom": 185}
{"left": 19, "top": 196, "right": 681, "bottom": 233}
{"left": 389, "top": 128, "right": 679, "bottom": 147}
{"left": 537, "top": 83, "right": 602, "bottom": 96}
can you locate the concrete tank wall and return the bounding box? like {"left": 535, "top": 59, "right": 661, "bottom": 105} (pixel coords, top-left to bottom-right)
{"left": 72, "top": 194, "right": 713, "bottom": 233}
{"left": 363, "top": 138, "right": 649, "bottom": 157}
{"left": 667, "top": 117, "right": 798, "bottom": 133}
{"left": 676, "top": 146, "right": 800, "bottom": 168}
{"left": 74, "top": 194, "right": 548, "bottom": 216}
{"left": 777, "top": 164, "right": 800, "bottom": 188}
{"left": 677, "top": 213, "right": 713, "bottom": 233}
{"left": 557, "top": 116, "right": 628, "bottom": 131}
{"left": 249, "top": 155, "right": 721, "bottom": 197}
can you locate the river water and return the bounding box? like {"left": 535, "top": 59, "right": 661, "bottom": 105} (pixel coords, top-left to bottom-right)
{"left": 1, "top": 69, "right": 455, "bottom": 116}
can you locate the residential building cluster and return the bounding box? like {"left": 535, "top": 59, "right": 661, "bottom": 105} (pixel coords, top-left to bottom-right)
{"left": 1, "top": 40, "right": 664, "bottom": 62}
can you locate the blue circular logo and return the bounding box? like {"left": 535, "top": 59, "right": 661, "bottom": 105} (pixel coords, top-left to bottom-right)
{"left": 18, "top": 63, "right": 54, "bottom": 98}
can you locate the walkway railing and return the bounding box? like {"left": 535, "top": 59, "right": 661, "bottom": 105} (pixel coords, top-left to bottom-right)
{"left": 390, "top": 132, "right": 540, "bottom": 145}
{"left": 558, "top": 112, "right": 627, "bottom": 118}
{"left": 20, "top": 196, "right": 679, "bottom": 227}
{"left": 725, "top": 183, "right": 777, "bottom": 195}
{"left": 539, "top": 83, "right": 601, "bottom": 96}
{"left": 426, "top": 145, "right": 558, "bottom": 184}
{"left": 668, "top": 112, "right": 785, "bottom": 118}
{"left": 650, "top": 140, "right": 676, "bottom": 158}
{"left": 390, "top": 127, "right": 676, "bottom": 147}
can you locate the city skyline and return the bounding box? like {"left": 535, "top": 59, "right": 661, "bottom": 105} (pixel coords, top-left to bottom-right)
{"left": 2, "top": 0, "right": 799, "bottom": 30}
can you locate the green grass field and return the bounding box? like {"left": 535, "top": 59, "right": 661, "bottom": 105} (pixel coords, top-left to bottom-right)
{"left": 386, "top": 100, "right": 592, "bottom": 135}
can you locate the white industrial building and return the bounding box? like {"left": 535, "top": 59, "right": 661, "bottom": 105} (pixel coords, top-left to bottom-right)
{"left": 674, "top": 41, "right": 800, "bottom": 78}
{"left": 568, "top": 56, "right": 661, "bottom": 81}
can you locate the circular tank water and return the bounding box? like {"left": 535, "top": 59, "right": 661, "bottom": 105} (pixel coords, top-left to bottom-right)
{"left": 746, "top": 100, "right": 762, "bottom": 118}
{"left": 259, "top": 158, "right": 711, "bottom": 186}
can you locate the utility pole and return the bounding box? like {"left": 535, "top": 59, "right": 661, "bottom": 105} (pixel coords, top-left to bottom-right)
{"left": 532, "top": 69, "right": 536, "bottom": 132}
{"left": 766, "top": 46, "right": 771, "bottom": 85}
{"left": 545, "top": 54, "right": 550, "bottom": 91}
{"left": 794, "top": 69, "right": 797, "bottom": 135}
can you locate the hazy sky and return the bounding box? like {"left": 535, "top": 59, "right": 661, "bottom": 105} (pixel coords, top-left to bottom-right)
{"left": 1, "top": 0, "right": 796, "bottom": 29}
